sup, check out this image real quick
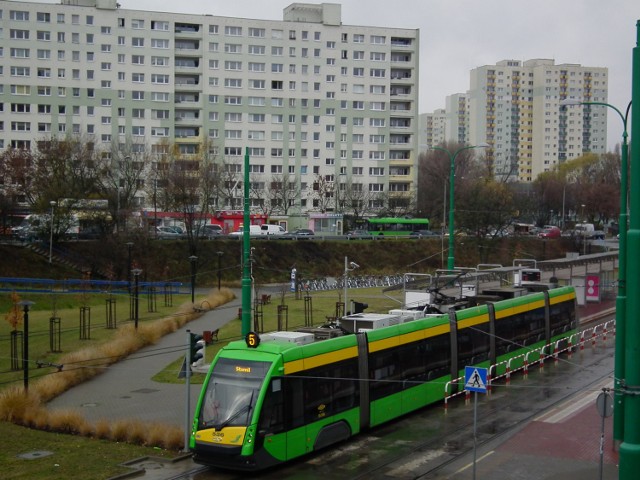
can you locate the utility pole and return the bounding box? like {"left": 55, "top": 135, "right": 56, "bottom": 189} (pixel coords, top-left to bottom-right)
{"left": 619, "top": 18, "right": 640, "bottom": 480}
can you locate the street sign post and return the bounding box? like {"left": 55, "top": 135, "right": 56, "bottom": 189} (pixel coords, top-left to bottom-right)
{"left": 464, "top": 366, "right": 488, "bottom": 480}
{"left": 465, "top": 366, "right": 488, "bottom": 393}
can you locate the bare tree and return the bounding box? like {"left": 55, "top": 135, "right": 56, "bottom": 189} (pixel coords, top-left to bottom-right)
{"left": 217, "top": 159, "right": 243, "bottom": 210}
{"left": 99, "top": 138, "right": 151, "bottom": 233}
{"left": 267, "top": 173, "right": 301, "bottom": 216}
{"left": 159, "top": 140, "right": 222, "bottom": 255}
{"left": 311, "top": 174, "right": 335, "bottom": 213}
{"left": 416, "top": 142, "right": 478, "bottom": 230}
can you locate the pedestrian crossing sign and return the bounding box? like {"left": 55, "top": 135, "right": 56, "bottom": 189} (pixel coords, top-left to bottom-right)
{"left": 464, "top": 366, "right": 488, "bottom": 393}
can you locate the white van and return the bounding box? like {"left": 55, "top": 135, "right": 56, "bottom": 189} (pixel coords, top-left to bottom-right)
{"left": 230, "top": 225, "right": 262, "bottom": 236}
{"left": 260, "top": 224, "right": 287, "bottom": 236}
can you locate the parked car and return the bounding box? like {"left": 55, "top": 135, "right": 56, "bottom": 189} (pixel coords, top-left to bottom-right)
{"left": 155, "top": 226, "right": 182, "bottom": 239}
{"left": 289, "top": 228, "right": 315, "bottom": 238}
{"left": 538, "top": 226, "right": 561, "bottom": 239}
{"left": 409, "top": 229, "right": 439, "bottom": 238}
{"left": 345, "top": 229, "right": 372, "bottom": 240}
{"left": 200, "top": 224, "right": 223, "bottom": 238}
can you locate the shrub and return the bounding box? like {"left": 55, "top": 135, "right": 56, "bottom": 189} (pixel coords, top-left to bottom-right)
{"left": 47, "top": 408, "right": 90, "bottom": 435}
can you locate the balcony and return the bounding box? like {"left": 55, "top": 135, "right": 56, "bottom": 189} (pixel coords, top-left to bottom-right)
{"left": 390, "top": 53, "right": 412, "bottom": 63}
{"left": 175, "top": 40, "right": 201, "bottom": 54}
{"left": 175, "top": 58, "right": 201, "bottom": 72}
{"left": 390, "top": 37, "right": 413, "bottom": 48}
{"left": 390, "top": 69, "right": 412, "bottom": 81}
{"left": 175, "top": 23, "right": 201, "bottom": 35}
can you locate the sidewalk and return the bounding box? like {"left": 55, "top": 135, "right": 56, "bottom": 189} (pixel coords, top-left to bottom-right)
{"left": 432, "top": 375, "right": 619, "bottom": 479}
{"left": 46, "top": 288, "right": 243, "bottom": 426}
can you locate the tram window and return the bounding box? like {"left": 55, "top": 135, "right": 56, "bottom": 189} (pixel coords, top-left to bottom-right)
{"left": 369, "top": 349, "right": 402, "bottom": 400}
{"left": 397, "top": 335, "right": 450, "bottom": 386}
{"left": 258, "top": 378, "right": 284, "bottom": 434}
{"left": 457, "top": 323, "right": 490, "bottom": 365}
{"left": 286, "top": 377, "right": 305, "bottom": 428}
{"left": 293, "top": 359, "right": 359, "bottom": 425}
{"left": 549, "top": 302, "right": 575, "bottom": 335}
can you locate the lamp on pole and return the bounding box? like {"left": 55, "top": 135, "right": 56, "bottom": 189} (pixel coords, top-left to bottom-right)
{"left": 216, "top": 251, "right": 224, "bottom": 290}
{"left": 18, "top": 300, "right": 34, "bottom": 391}
{"left": 430, "top": 144, "right": 489, "bottom": 270}
{"left": 561, "top": 97, "right": 631, "bottom": 448}
{"left": 189, "top": 255, "right": 198, "bottom": 304}
{"left": 131, "top": 268, "right": 142, "bottom": 329}
{"left": 48, "top": 201, "right": 56, "bottom": 264}
{"left": 343, "top": 256, "right": 359, "bottom": 316}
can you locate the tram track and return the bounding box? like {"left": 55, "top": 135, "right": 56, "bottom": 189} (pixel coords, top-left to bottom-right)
{"left": 348, "top": 315, "right": 616, "bottom": 479}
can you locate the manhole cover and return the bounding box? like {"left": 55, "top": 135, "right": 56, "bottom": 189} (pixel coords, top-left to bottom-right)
{"left": 131, "top": 388, "right": 160, "bottom": 394}
{"left": 18, "top": 451, "right": 54, "bottom": 460}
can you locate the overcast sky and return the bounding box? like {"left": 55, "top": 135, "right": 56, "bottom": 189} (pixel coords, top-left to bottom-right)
{"left": 32, "top": 0, "right": 640, "bottom": 148}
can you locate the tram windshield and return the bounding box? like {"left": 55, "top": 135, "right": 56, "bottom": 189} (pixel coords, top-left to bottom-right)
{"left": 199, "top": 358, "right": 270, "bottom": 430}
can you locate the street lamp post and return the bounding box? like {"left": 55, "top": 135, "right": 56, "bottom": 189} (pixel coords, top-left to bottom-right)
{"left": 216, "top": 251, "right": 224, "bottom": 290}
{"left": 430, "top": 144, "right": 489, "bottom": 270}
{"left": 581, "top": 204, "right": 587, "bottom": 256}
{"left": 126, "top": 242, "right": 133, "bottom": 293}
{"left": 189, "top": 255, "right": 198, "bottom": 304}
{"left": 18, "top": 300, "right": 35, "bottom": 391}
{"left": 560, "top": 97, "right": 631, "bottom": 449}
{"left": 131, "top": 268, "right": 142, "bottom": 329}
{"left": 343, "top": 256, "right": 359, "bottom": 316}
{"left": 619, "top": 20, "right": 640, "bottom": 478}
{"left": 48, "top": 201, "right": 56, "bottom": 264}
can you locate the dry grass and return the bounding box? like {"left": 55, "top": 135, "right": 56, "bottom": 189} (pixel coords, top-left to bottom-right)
{"left": 110, "top": 419, "right": 131, "bottom": 442}
{"left": 47, "top": 408, "right": 90, "bottom": 434}
{"left": 93, "top": 418, "right": 112, "bottom": 440}
{"left": 0, "top": 386, "right": 43, "bottom": 423}
{"left": 0, "top": 287, "right": 236, "bottom": 451}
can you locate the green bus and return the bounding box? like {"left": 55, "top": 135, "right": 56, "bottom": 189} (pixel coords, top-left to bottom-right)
{"left": 190, "top": 285, "right": 577, "bottom": 471}
{"left": 366, "top": 217, "right": 429, "bottom": 236}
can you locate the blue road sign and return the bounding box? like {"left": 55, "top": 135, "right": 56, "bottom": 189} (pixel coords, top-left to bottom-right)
{"left": 465, "top": 366, "right": 488, "bottom": 393}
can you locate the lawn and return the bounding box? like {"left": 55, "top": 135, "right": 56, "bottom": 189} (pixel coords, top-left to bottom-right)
{"left": 0, "top": 288, "right": 186, "bottom": 387}
{"left": 0, "top": 421, "right": 182, "bottom": 480}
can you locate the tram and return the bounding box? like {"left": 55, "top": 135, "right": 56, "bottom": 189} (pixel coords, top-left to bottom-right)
{"left": 190, "top": 285, "right": 577, "bottom": 471}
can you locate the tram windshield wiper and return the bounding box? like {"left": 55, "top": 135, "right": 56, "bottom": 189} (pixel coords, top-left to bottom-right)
{"left": 216, "top": 391, "right": 255, "bottom": 431}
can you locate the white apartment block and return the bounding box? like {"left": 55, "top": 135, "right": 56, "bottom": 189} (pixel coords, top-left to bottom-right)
{"left": 0, "top": 0, "right": 419, "bottom": 213}
{"left": 444, "top": 93, "right": 469, "bottom": 145}
{"left": 469, "top": 59, "right": 608, "bottom": 182}
{"left": 419, "top": 109, "right": 446, "bottom": 148}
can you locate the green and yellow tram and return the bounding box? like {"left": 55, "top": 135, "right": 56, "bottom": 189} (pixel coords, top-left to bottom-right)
{"left": 190, "top": 286, "right": 577, "bottom": 470}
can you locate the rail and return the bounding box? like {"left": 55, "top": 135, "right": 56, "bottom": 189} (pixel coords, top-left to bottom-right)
{"left": 0, "top": 276, "right": 182, "bottom": 294}
{"left": 444, "top": 320, "right": 615, "bottom": 410}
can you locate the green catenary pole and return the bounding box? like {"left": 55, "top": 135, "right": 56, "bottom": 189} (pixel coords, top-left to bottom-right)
{"left": 241, "top": 147, "right": 252, "bottom": 337}
{"left": 430, "top": 144, "right": 488, "bottom": 270}
{"left": 613, "top": 100, "right": 631, "bottom": 447}
{"left": 619, "top": 19, "right": 640, "bottom": 479}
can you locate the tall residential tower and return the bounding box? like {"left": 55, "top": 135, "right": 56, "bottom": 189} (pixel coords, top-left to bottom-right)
{"left": 468, "top": 59, "right": 608, "bottom": 181}
{"left": 1, "top": 0, "right": 419, "bottom": 214}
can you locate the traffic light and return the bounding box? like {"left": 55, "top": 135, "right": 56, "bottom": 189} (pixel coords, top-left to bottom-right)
{"left": 353, "top": 301, "right": 368, "bottom": 314}
{"left": 189, "top": 332, "right": 205, "bottom": 368}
